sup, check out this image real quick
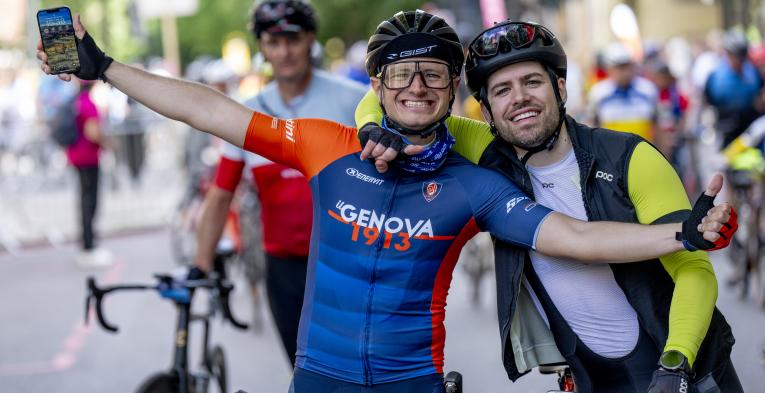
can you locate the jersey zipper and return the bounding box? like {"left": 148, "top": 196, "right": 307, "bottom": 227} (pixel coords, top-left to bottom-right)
{"left": 362, "top": 176, "right": 398, "bottom": 385}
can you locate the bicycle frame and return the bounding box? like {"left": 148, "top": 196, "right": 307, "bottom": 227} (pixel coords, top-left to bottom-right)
{"left": 173, "top": 299, "right": 197, "bottom": 393}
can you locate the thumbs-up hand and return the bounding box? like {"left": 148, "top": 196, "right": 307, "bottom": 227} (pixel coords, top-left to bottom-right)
{"left": 678, "top": 173, "right": 738, "bottom": 251}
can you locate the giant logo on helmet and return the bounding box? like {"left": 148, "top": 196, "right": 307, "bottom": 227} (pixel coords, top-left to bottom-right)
{"left": 385, "top": 44, "right": 438, "bottom": 60}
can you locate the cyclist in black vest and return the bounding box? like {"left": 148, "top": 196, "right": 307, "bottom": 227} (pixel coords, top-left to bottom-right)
{"left": 356, "top": 20, "right": 742, "bottom": 393}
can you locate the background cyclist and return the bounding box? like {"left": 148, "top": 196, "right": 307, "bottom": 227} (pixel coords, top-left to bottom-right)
{"left": 587, "top": 42, "right": 658, "bottom": 143}
{"left": 193, "top": 0, "right": 366, "bottom": 367}
{"left": 704, "top": 30, "right": 764, "bottom": 150}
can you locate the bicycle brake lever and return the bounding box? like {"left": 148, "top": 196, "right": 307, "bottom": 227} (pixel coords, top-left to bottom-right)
{"left": 85, "top": 277, "right": 95, "bottom": 325}
{"left": 217, "top": 280, "right": 249, "bottom": 330}
{"left": 86, "top": 277, "right": 119, "bottom": 333}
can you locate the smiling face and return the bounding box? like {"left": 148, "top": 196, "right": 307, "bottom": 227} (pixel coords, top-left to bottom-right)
{"left": 481, "top": 60, "right": 566, "bottom": 150}
{"left": 371, "top": 57, "right": 458, "bottom": 139}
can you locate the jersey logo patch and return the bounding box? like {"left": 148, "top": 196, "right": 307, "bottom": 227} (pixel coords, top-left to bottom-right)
{"left": 422, "top": 181, "right": 443, "bottom": 202}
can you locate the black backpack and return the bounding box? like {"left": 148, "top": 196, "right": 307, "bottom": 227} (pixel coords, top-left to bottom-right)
{"left": 50, "top": 95, "right": 78, "bottom": 148}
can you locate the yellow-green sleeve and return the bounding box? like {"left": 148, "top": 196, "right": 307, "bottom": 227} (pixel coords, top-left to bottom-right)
{"left": 355, "top": 90, "right": 384, "bottom": 129}
{"left": 448, "top": 116, "right": 495, "bottom": 164}
{"left": 354, "top": 89, "right": 495, "bottom": 164}
{"left": 627, "top": 141, "right": 717, "bottom": 367}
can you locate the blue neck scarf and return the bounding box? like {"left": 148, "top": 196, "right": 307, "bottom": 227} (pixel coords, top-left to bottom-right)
{"left": 381, "top": 118, "right": 455, "bottom": 173}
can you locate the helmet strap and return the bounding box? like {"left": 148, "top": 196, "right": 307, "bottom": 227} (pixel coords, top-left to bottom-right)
{"left": 479, "top": 87, "right": 499, "bottom": 137}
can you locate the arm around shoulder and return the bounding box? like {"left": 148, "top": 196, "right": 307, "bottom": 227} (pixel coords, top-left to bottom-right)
{"left": 535, "top": 212, "right": 684, "bottom": 262}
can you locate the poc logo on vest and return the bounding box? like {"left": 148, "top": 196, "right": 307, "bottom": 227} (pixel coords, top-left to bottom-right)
{"left": 595, "top": 171, "right": 614, "bottom": 182}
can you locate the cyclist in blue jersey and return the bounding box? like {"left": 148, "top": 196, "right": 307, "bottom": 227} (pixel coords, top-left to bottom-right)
{"left": 705, "top": 31, "right": 764, "bottom": 149}
{"left": 37, "top": 10, "right": 736, "bottom": 393}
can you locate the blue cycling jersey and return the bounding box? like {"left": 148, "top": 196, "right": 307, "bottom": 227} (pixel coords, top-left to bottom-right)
{"left": 243, "top": 113, "right": 552, "bottom": 385}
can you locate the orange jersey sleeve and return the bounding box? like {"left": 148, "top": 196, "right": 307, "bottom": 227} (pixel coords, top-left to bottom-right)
{"left": 243, "top": 112, "right": 361, "bottom": 179}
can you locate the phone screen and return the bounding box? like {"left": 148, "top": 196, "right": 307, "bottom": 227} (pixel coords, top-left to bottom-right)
{"left": 37, "top": 7, "right": 80, "bottom": 74}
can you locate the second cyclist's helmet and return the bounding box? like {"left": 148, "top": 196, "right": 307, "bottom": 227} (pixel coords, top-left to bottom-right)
{"left": 465, "top": 21, "right": 566, "bottom": 101}
{"left": 250, "top": 0, "right": 317, "bottom": 39}
{"left": 365, "top": 10, "right": 464, "bottom": 77}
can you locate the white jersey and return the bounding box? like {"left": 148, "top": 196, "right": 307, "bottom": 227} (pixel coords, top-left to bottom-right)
{"left": 527, "top": 150, "right": 640, "bottom": 358}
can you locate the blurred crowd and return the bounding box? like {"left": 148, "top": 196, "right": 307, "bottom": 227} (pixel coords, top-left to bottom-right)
{"left": 1, "top": 3, "right": 765, "bottom": 271}
{"left": 2, "top": 26, "right": 764, "bottom": 194}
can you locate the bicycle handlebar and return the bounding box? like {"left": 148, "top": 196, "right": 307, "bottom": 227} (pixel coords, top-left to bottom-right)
{"left": 85, "top": 273, "right": 249, "bottom": 333}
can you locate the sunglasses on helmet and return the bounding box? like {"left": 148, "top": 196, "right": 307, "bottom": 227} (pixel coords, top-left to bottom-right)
{"left": 469, "top": 21, "right": 552, "bottom": 58}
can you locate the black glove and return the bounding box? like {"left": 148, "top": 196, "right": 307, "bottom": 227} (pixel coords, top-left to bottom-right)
{"left": 676, "top": 193, "right": 737, "bottom": 251}
{"left": 187, "top": 266, "right": 207, "bottom": 281}
{"left": 358, "top": 122, "right": 406, "bottom": 156}
{"left": 75, "top": 32, "right": 113, "bottom": 82}
{"left": 647, "top": 368, "right": 695, "bottom": 393}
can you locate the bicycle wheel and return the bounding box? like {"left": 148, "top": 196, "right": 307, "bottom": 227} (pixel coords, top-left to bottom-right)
{"left": 755, "top": 182, "right": 765, "bottom": 309}
{"left": 728, "top": 183, "right": 753, "bottom": 300}
{"left": 206, "top": 346, "right": 227, "bottom": 393}
{"left": 135, "top": 371, "right": 179, "bottom": 393}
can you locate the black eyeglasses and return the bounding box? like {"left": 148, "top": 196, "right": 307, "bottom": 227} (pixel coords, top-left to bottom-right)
{"left": 378, "top": 61, "right": 453, "bottom": 90}
{"left": 469, "top": 22, "right": 551, "bottom": 58}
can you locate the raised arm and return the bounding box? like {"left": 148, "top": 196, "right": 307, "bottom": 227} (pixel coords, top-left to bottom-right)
{"left": 36, "top": 13, "right": 251, "bottom": 148}
{"left": 105, "top": 62, "right": 252, "bottom": 147}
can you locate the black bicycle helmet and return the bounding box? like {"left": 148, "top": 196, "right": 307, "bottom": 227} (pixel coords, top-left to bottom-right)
{"left": 365, "top": 10, "right": 464, "bottom": 77}
{"left": 465, "top": 21, "right": 566, "bottom": 102}
{"left": 249, "top": 0, "right": 317, "bottom": 39}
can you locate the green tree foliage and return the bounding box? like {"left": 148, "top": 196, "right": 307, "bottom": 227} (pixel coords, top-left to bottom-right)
{"left": 310, "top": 0, "right": 425, "bottom": 43}
{"left": 173, "top": 0, "right": 255, "bottom": 68}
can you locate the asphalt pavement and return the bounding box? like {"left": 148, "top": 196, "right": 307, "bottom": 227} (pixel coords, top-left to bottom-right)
{"left": 0, "top": 230, "right": 764, "bottom": 393}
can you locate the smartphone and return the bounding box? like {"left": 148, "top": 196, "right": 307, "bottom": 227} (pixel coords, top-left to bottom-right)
{"left": 37, "top": 7, "right": 80, "bottom": 74}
